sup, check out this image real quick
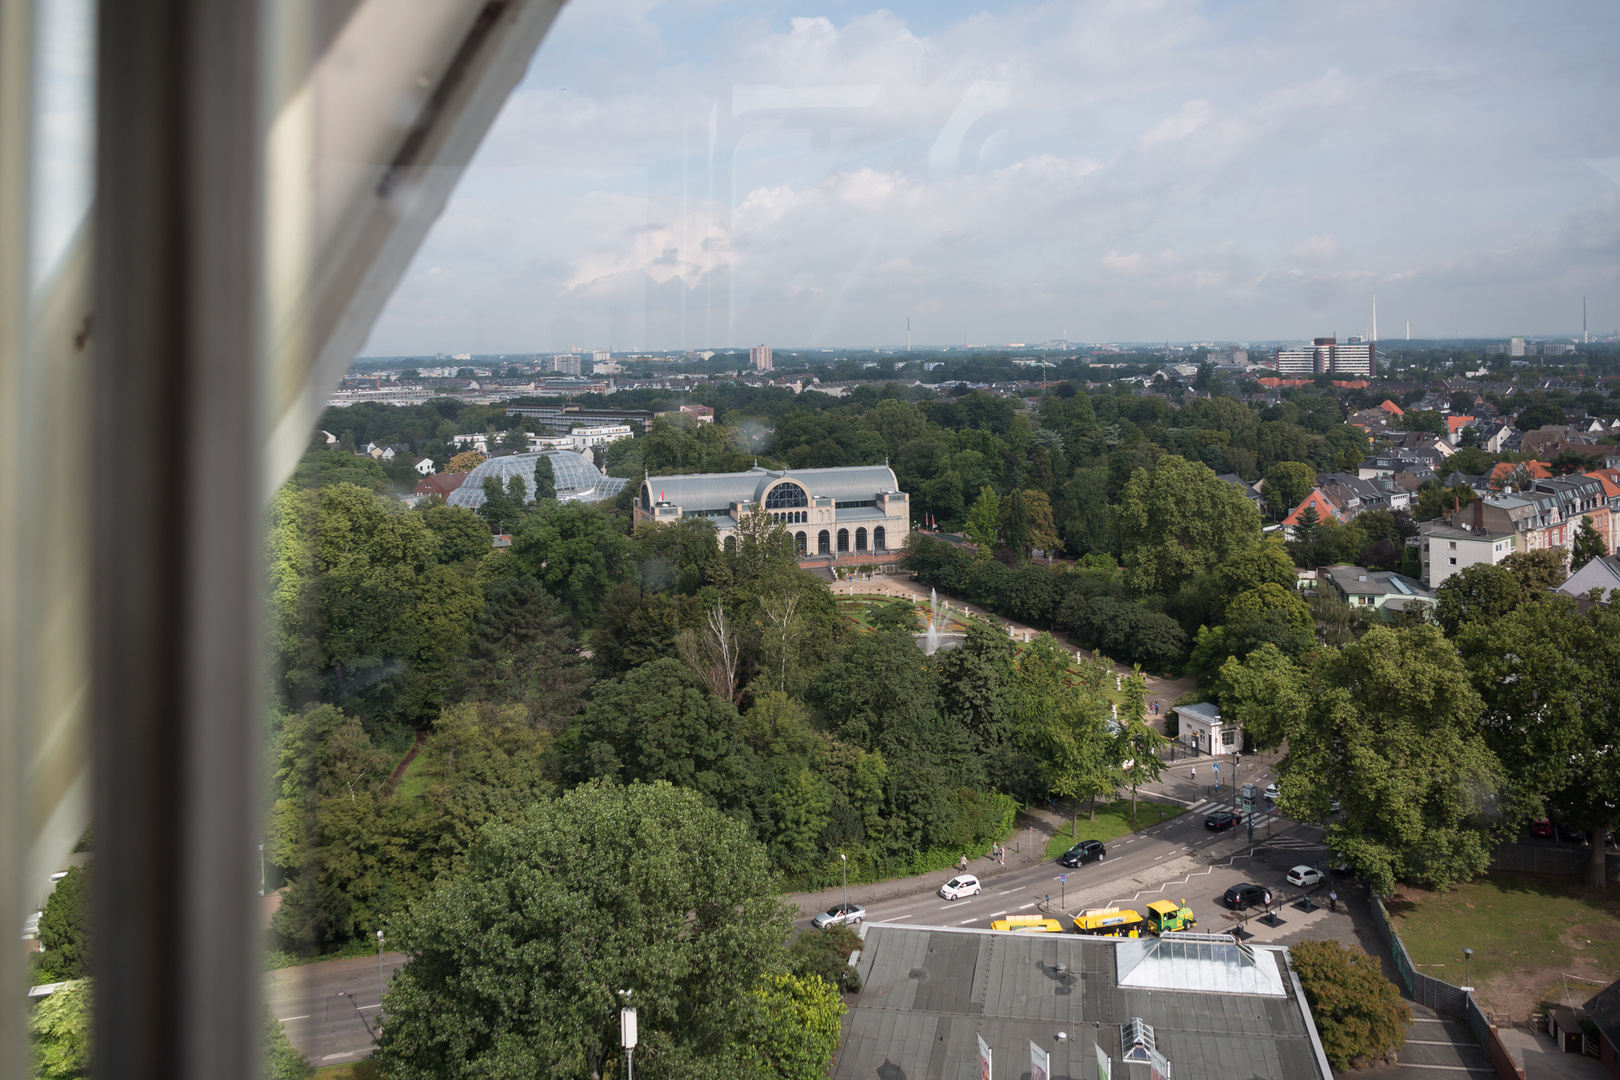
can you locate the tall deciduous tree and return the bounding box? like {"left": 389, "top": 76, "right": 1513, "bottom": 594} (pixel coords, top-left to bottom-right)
{"left": 964, "top": 485, "right": 1001, "bottom": 553}
{"left": 1113, "top": 669, "right": 1166, "bottom": 823}
{"left": 1458, "top": 596, "right": 1620, "bottom": 888}
{"left": 1433, "top": 564, "right": 1522, "bottom": 636}
{"left": 1264, "top": 461, "right": 1315, "bottom": 520}
{"left": 375, "top": 781, "right": 795, "bottom": 1080}
{"left": 511, "top": 501, "right": 635, "bottom": 627}
{"left": 1500, "top": 548, "right": 1567, "bottom": 594}
{"left": 1114, "top": 455, "right": 1263, "bottom": 596}
{"left": 1220, "top": 628, "right": 1504, "bottom": 896}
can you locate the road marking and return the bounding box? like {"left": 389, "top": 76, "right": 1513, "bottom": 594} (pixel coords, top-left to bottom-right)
{"left": 1153, "top": 855, "right": 1164, "bottom": 861}
{"left": 959, "top": 918, "right": 979, "bottom": 924}
{"left": 996, "top": 888, "right": 1021, "bottom": 895}
{"left": 358, "top": 1005, "right": 380, "bottom": 1012}
{"left": 876, "top": 914, "right": 913, "bottom": 922}
{"left": 277, "top": 1015, "right": 309, "bottom": 1022}
{"left": 990, "top": 911, "right": 1008, "bottom": 918}
{"left": 1018, "top": 903, "right": 1037, "bottom": 910}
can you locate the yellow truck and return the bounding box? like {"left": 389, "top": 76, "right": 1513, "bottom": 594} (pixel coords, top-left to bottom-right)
{"left": 1144, "top": 899, "right": 1196, "bottom": 935}
{"left": 990, "top": 915, "right": 1064, "bottom": 933}
{"left": 1071, "top": 907, "right": 1146, "bottom": 937}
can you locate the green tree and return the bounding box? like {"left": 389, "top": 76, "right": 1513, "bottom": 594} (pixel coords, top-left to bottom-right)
{"left": 1292, "top": 501, "right": 1322, "bottom": 550}
{"left": 1458, "top": 596, "right": 1620, "bottom": 888}
{"left": 416, "top": 503, "right": 492, "bottom": 563}
{"left": 785, "top": 924, "right": 862, "bottom": 994}
{"left": 478, "top": 474, "right": 528, "bottom": 530}
{"left": 1433, "top": 564, "right": 1522, "bottom": 636}
{"left": 963, "top": 485, "right": 1000, "bottom": 552}
{"left": 29, "top": 980, "right": 91, "bottom": 1080}
{"left": 1114, "top": 456, "right": 1263, "bottom": 596}
{"left": 1263, "top": 461, "right": 1315, "bottom": 520}
{"left": 1501, "top": 548, "right": 1567, "bottom": 594}
{"left": 375, "top": 782, "right": 794, "bottom": 1080}
{"left": 264, "top": 1005, "right": 313, "bottom": 1080}
{"left": 34, "top": 865, "right": 91, "bottom": 982}
{"left": 460, "top": 575, "right": 586, "bottom": 730}
{"left": 1042, "top": 690, "right": 1119, "bottom": 830}
{"left": 1290, "top": 940, "right": 1410, "bottom": 1071}
{"left": 1572, "top": 515, "right": 1607, "bottom": 571}
{"left": 1002, "top": 488, "right": 1031, "bottom": 561}
{"left": 1113, "top": 669, "right": 1166, "bottom": 823}
{"left": 751, "top": 974, "right": 846, "bottom": 1080}
{"left": 510, "top": 501, "right": 635, "bottom": 627}
{"left": 533, "top": 453, "right": 558, "bottom": 501}
{"left": 1220, "top": 628, "right": 1503, "bottom": 896}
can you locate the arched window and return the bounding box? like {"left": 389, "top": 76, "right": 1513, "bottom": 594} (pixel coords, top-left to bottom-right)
{"left": 795, "top": 531, "right": 807, "bottom": 554}
{"left": 764, "top": 481, "right": 808, "bottom": 510}
{"left": 837, "top": 528, "right": 849, "bottom": 553}
{"left": 873, "top": 526, "right": 886, "bottom": 550}
{"left": 855, "top": 527, "right": 867, "bottom": 552}
{"left": 818, "top": 530, "right": 830, "bottom": 555}
{"left": 724, "top": 535, "right": 737, "bottom": 553}
{"left": 640, "top": 484, "right": 651, "bottom": 510}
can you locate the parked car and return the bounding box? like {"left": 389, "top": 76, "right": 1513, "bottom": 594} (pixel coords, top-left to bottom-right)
{"left": 810, "top": 902, "right": 866, "bottom": 929}
{"left": 1058, "top": 840, "right": 1106, "bottom": 867}
{"left": 1204, "top": 810, "right": 1240, "bottom": 831}
{"left": 1264, "top": 784, "right": 1280, "bottom": 802}
{"left": 939, "top": 874, "right": 982, "bottom": 900}
{"left": 1224, "top": 883, "right": 1272, "bottom": 910}
{"left": 1286, "top": 866, "right": 1323, "bottom": 888}
{"left": 1530, "top": 818, "right": 1553, "bottom": 838}
{"left": 1555, "top": 823, "right": 1589, "bottom": 845}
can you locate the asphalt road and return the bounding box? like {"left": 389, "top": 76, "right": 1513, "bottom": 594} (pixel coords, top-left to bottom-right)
{"left": 265, "top": 951, "right": 406, "bottom": 1066}
{"left": 267, "top": 766, "right": 1340, "bottom": 1065}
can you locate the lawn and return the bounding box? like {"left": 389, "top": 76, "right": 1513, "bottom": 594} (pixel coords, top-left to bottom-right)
{"left": 1042, "top": 798, "right": 1184, "bottom": 860}
{"left": 313, "top": 1063, "right": 378, "bottom": 1079}
{"left": 1389, "top": 871, "right": 1620, "bottom": 1013}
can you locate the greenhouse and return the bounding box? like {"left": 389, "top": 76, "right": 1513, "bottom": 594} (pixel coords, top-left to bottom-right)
{"left": 446, "top": 451, "right": 626, "bottom": 511}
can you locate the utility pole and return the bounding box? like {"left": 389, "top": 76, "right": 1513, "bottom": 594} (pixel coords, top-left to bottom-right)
{"left": 376, "top": 930, "right": 385, "bottom": 1013}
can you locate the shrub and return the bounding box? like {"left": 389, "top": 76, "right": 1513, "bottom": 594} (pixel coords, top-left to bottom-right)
{"left": 1290, "top": 939, "right": 1411, "bottom": 1070}
{"left": 787, "top": 924, "right": 863, "bottom": 994}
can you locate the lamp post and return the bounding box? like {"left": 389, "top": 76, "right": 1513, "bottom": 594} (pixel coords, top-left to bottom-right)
{"left": 619, "top": 990, "right": 637, "bottom": 1080}
{"left": 258, "top": 842, "right": 264, "bottom": 897}
{"left": 1462, "top": 948, "right": 1473, "bottom": 992}
{"left": 840, "top": 853, "right": 848, "bottom": 913}
{"left": 376, "top": 930, "right": 385, "bottom": 1007}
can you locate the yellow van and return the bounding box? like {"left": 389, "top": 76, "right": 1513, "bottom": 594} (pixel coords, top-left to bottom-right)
{"left": 1071, "top": 907, "right": 1146, "bottom": 937}
{"left": 990, "top": 916, "right": 1064, "bottom": 933}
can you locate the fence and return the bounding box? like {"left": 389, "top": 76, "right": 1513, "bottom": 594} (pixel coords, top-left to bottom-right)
{"left": 1491, "top": 842, "right": 1619, "bottom": 881}
{"left": 1371, "top": 896, "right": 1525, "bottom": 1080}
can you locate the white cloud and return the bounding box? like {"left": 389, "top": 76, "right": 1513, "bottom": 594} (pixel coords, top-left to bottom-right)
{"left": 362, "top": 0, "right": 1620, "bottom": 352}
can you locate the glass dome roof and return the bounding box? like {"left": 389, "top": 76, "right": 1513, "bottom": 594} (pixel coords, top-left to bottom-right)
{"left": 446, "top": 451, "right": 626, "bottom": 510}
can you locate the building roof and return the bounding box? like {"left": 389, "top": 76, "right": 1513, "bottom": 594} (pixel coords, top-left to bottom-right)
{"left": 446, "top": 450, "right": 626, "bottom": 510}
{"left": 838, "top": 925, "right": 1329, "bottom": 1080}
{"left": 1557, "top": 555, "right": 1620, "bottom": 600}
{"left": 643, "top": 464, "right": 900, "bottom": 513}
{"left": 412, "top": 472, "right": 466, "bottom": 498}
{"left": 1281, "top": 489, "right": 1346, "bottom": 527}
{"left": 1587, "top": 979, "right": 1620, "bottom": 1051}
{"left": 1379, "top": 399, "right": 1405, "bottom": 416}
{"left": 1322, "top": 565, "right": 1435, "bottom": 600}
{"left": 1173, "top": 701, "right": 1223, "bottom": 727}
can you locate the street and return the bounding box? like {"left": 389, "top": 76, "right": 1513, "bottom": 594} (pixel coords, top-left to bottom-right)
{"left": 265, "top": 765, "right": 1342, "bottom": 1066}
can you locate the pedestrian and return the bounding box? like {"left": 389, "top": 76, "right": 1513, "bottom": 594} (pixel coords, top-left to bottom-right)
{"left": 959, "top": 854, "right": 968, "bottom": 873}
{"left": 1191, "top": 767, "right": 1197, "bottom": 781}
{"left": 1329, "top": 890, "right": 1338, "bottom": 913}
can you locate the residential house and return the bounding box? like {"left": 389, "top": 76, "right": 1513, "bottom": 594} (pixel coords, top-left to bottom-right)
{"left": 1320, "top": 564, "right": 1437, "bottom": 619}
{"left": 406, "top": 471, "right": 466, "bottom": 507}
{"left": 1216, "top": 473, "right": 1263, "bottom": 511}
{"left": 1488, "top": 460, "right": 1552, "bottom": 491}
{"left": 412, "top": 457, "right": 434, "bottom": 476}
{"left": 1419, "top": 524, "right": 1518, "bottom": 587}
{"left": 1170, "top": 700, "right": 1240, "bottom": 757}
{"left": 1279, "top": 489, "right": 1348, "bottom": 539}
{"left": 1557, "top": 555, "right": 1620, "bottom": 602}
{"left": 1476, "top": 421, "right": 1514, "bottom": 454}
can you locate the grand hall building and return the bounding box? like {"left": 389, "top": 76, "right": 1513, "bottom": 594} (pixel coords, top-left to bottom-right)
{"left": 635, "top": 464, "right": 910, "bottom": 557}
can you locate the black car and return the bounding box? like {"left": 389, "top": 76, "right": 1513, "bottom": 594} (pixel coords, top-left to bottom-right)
{"left": 1204, "top": 811, "right": 1240, "bottom": 831}
{"left": 1224, "top": 883, "right": 1272, "bottom": 910}
{"left": 1058, "top": 840, "right": 1106, "bottom": 867}
{"left": 1555, "top": 823, "right": 1589, "bottom": 845}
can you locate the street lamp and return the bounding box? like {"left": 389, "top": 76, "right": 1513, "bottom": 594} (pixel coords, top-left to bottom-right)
{"left": 376, "top": 930, "right": 385, "bottom": 1006}
{"left": 619, "top": 989, "right": 637, "bottom": 1080}
{"left": 840, "top": 853, "right": 848, "bottom": 913}
{"left": 1462, "top": 948, "right": 1473, "bottom": 992}
{"left": 258, "top": 843, "right": 264, "bottom": 897}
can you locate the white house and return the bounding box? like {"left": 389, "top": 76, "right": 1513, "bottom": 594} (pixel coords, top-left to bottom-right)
{"left": 1172, "top": 701, "right": 1240, "bottom": 758}
{"left": 412, "top": 457, "right": 434, "bottom": 476}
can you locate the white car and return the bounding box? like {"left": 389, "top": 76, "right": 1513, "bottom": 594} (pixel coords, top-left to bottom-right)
{"left": 1264, "top": 784, "right": 1280, "bottom": 802}
{"left": 938, "top": 874, "right": 982, "bottom": 900}
{"left": 1286, "top": 865, "right": 1324, "bottom": 888}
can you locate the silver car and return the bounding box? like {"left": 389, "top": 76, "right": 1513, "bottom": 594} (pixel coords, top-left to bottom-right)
{"left": 810, "top": 902, "right": 866, "bottom": 928}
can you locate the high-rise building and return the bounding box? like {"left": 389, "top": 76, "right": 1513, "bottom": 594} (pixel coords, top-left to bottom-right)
{"left": 750, "top": 344, "right": 773, "bottom": 371}
{"left": 545, "top": 353, "right": 582, "bottom": 374}
{"left": 1272, "top": 336, "right": 1376, "bottom": 377}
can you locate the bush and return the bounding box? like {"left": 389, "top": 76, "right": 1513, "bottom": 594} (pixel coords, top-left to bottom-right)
{"left": 787, "top": 924, "right": 863, "bottom": 994}
{"left": 1290, "top": 939, "right": 1411, "bottom": 1070}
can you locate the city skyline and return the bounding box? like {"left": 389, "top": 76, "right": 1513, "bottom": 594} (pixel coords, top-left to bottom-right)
{"left": 361, "top": 1, "right": 1620, "bottom": 356}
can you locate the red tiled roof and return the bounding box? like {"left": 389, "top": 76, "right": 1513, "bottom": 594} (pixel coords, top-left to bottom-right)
{"left": 413, "top": 473, "right": 467, "bottom": 497}
{"left": 1447, "top": 415, "right": 1475, "bottom": 435}
{"left": 1582, "top": 469, "right": 1620, "bottom": 498}
{"left": 1488, "top": 460, "right": 1552, "bottom": 487}
{"left": 1281, "top": 489, "right": 1347, "bottom": 527}
{"left": 1379, "top": 400, "right": 1405, "bottom": 416}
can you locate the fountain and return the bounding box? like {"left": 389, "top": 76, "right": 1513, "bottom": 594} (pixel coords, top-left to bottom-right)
{"left": 924, "top": 587, "right": 940, "bottom": 655}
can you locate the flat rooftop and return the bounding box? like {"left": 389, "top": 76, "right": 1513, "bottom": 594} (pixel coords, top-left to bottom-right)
{"left": 836, "top": 924, "right": 1330, "bottom": 1080}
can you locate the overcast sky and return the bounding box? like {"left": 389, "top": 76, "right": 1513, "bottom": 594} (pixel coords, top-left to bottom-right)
{"left": 361, "top": 0, "right": 1620, "bottom": 356}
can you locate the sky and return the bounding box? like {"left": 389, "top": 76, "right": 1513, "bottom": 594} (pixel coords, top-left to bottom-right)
{"left": 361, "top": 0, "right": 1620, "bottom": 355}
